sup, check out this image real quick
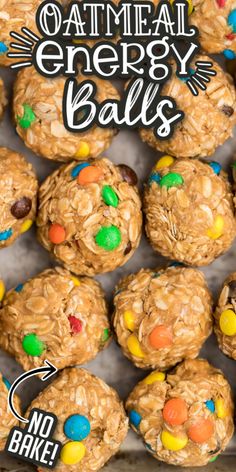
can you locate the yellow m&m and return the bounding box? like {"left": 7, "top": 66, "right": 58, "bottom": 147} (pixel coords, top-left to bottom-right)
{"left": 75, "top": 142, "right": 90, "bottom": 159}
{"left": 215, "top": 398, "right": 228, "bottom": 419}
{"left": 161, "top": 430, "right": 188, "bottom": 451}
{"left": 60, "top": 441, "right": 86, "bottom": 465}
{"left": 71, "top": 276, "right": 81, "bottom": 287}
{"left": 219, "top": 309, "right": 236, "bottom": 336}
{"left": 169, "top": 0, "right": 193, "bottom": 15}
{"left": 0, "top": 280, "right": 5, "bottom": 302}
{"left": 20, "top": 219, "right": 33, "bottom": 234}
{"left": 155, "top": 155, "right": 174, "bottom": 170}
{"left": 206, "top": 215, "right": 224, "bottom": 240}
{"left": 127, "top": 334, "right": 145, "bottom": 358}
{"left": 143, "top": 371, "right": 166, "bottom": 385}
{"left": 123, "top": 310, "right": 135, "bottom": 331}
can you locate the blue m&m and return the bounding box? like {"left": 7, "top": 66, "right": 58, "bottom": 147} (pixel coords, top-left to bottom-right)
{"left": 2, "top": 376, "right": 11, "bottom": 390}
{"left": 71, "top": 162, "right": 90, "bottom": 179}
{"left": 209, "top": 161, "right": 222, "bottom": 175}
{"left": 129, "top": 409, "right": 142, "bottom": 429}
{"left": 228, "top": 10, "right": 236, "bottom": 33}
{"left": 64, "top": 414, "right": 91, "bottom": 441}
{"left": 205, "top": 399, "right": 215, "bottom": 413}
{"left": 148, "top": 173, "right": 161, "bottom": 185}
{"left": 224, "top": 49, "right": 236, "bottom": 60}
{"left": 0, "top": 228, "right": 12, "bottom": 241}
{"left": 0, "top": 42, "right": 8, "bottom": 55}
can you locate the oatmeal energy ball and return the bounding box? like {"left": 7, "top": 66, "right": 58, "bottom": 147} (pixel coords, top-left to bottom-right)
{"left": 0, "top": 268, "right": 110, "bottom": 372}
{"left": 126, "top": 359, "right": 234, "bottom": 467}
{"left": 190, "top": 0, "right": 236, "bottom": 58}
{"left": 113, "top": 266, "right": 213, "bottom": 370}
{"left": 0, "top": 372, "right": 21, "bottom": 450}
{"left": 27, "top": 368, "right": 128, "bottom": 471}
{"left": 0, "top": 0, "right": 42, "bottom": 67}
{"left": 144, "top": 156, "right": 235, "bottom": 266}
{"left": 214, "top": 272, "right": 236, "bottom": 360}
{"left": 37, "top": 158, "right": 142, "bottom": 276}
{"left": 0, "top": 78, "right": 7, "bottom": 120}
{"left": 13, "top": 68, "right": 119, "bottom": 162}
{"left": 0, "top": 147, "right": 38, "bottom": 249}
{"left": 140, "top": 56, "right": 236, "bottom": 158}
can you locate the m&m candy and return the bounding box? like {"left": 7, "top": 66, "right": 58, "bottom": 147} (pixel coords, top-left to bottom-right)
{"left": 20, "top": 219, "right": 33, "bottom": 234}
{"left": 224, "top": 49, "right": 236, "bottom": 59}
{"left": 163, "top": 398, "right": 188, "bottom": 426}
{"left": 123, "top": 310, "right": 135, "bottom": 331}
{"left": 102, "top": 185, "right": 119, "bottom": 208}
{"left": 219, "top": 309, "right": 236, "bottom": 336}
{"left": 161, "top": 430, "right": 188, "bottom": 451}
{"left": 22, "top": 333, "right": 45, "bottom": 357}
{"left": 17, "top": 104, "right": 36, "bottom": 129}
{"left": 60, "top": 441, "right": 86, "bottom": 465}
{"left": 49, "top": 224, "right": 66, "bottom": 244}
{"left": 95, "top": 225, "right": 121, "bottom": 251}
{"left": 205, "top": 400, "right": 215, "bottom": 413}
{"left": 155, "top": 156, "right": 174, "bottom": 169}
{"left": 64, "top": 414, "right": 91, "bottom": 441}
{"left": 68, "top": 315, "right": 83, "bottom": 335}
{"left": 206, "top": 215, "right": 224, "bottom": 240}
{"left": 148, "top": 173, "right": 161, "bottom": 185}
{"left": 149, "top": 325, "right": 173, "bottom": 349}
{"left": 71, "top": 162, "right": 90, "bottom": 179}
{"left": 159, "top": 172, "right": 184, "bottom": 189}
{"left": 127, "top": 334, "right": 145, "bottom": 358}
{"left": 77, "top": 165, "right": 104, "bottom": 185}
{"left": 101, "top": 328, "right": 110, "bottom": 343}
{"left": 209, "top": 161, "right": 222, "bottom": 175}
{"left": 75, "top": 142, "right": 90, "bottom": 159}
{"left": 188, "top": 418, "right": 214, "bottom": 443}
{"left": 15, "top": 284, "right": 24, "bottom": 293}
{"left": 228, "top": 10, "right": 236, "bottom": 33}
{"left": 129, "top": 409, "right": 142, "bottom": 429}
{"left": 0, "top": 42, "right": 8, "bottom": 55}
{"left": 143, "top": 371, "right": 166, "bottom": 385}
{"left": 2, "top": 376, "right": 11, "bottom": 390}
{"left": 0, "top": 228, "right": 12, "bottom": 241}
{"left": 215, "top": 398, "right": 228, "bottom": 419}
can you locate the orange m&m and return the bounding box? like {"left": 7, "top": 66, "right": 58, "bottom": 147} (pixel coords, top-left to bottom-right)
{"left": 163, "top": 398, "right": 188, "bottom": 426}
{"left": 77, "top": 166, "right": 104, "bottom": 185}
{"left": 188, "top": 418, "right": 214, "bottom": 444}
{"left": 149, "top": 325, "right": 173, "bottom": 349}
{"left": 49, "top": 223, "right": 66, "bottom": 244}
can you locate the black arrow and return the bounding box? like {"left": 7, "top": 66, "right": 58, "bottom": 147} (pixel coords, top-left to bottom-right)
{"left": 8, "top": 360, "right": 58, "bottom": 424}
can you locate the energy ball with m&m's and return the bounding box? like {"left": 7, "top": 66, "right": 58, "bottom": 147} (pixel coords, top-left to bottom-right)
{"left": 27, "top": 368, "right": 128, "bottom": 471}
{"left": 113, "top": 266, "right": 212, "bottom": 370}
{"left": 126, "top": 359, "right": 234, "bottom": 467}
{"left": 0, "top": 147, "right": 38, "bottom": 248}
{"left": 190, "top": 0, "right": 236, "bottom": 57}
{"left": 0, "top": 372, "right": 21, "bottom": 450}
{"left": 0, "top": 0, "right": 42, "bottom": 67}
{"left": 214, "top": 272, "right": 236, "bottom": 360}
{"left": 140, "top": 56, "right": 236, "bottom": 158}
{"left": 144, "top": 157, "right": 235, "bottom": 266}
{"left": 37, "top": 159, "right": 142, "bottom": 275}
{"left": 0, "top": 267, "right": 110, "bottom": 372}
{"left": 13, "top": 68, "right": 119, "bottom": 162}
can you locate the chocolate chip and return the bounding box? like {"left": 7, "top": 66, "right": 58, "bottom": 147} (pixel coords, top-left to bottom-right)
{"left": 124, "top": 241, "right": 132, "bottom": 255}
{"left": 11, "top": 197, "right": 32, "bottom": 219}
{"left": 228, "top": 280, "right": 236, "bottom": 298}
{"left": 118, "top": 164, "right": 138, "bottom": 186}
{"left": 222, "top": 105, "right": 234, "bottom": 117}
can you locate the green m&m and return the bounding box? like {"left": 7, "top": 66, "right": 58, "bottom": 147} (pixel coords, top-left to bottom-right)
{"left": 101, "top": 185, "right": 119, "bottom": 207}
{"left": 95, "top": 225, "right": 121, "bottom": 251}
{"left": 101, "top": 328, "right": 110, "bottom": 343}
{"left": 160, "top": 172, "right": 184, "bottom": 189}
{"left": 22, "top": 333, "right": 45, "bottom": 356}
{"left": 17, "top": 104, "right": 36, "bottom": 129}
